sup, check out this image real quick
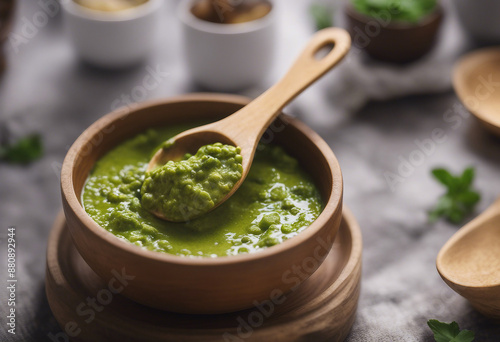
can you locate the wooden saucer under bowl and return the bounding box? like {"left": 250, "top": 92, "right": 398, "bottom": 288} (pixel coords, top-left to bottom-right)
{"left": 46, "top": 207, "right": 362, "bottom": 342}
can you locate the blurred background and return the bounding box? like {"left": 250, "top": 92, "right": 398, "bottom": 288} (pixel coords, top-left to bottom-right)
{"left": 1, "top": 0, "right": 500, "bottom": 341}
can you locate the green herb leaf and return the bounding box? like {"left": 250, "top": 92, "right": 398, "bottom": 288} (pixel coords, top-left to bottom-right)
{"left": 447, "top": 205, "right": 465, "bottom": 224}
{"left": 432, "top": 169, "right": 455, "bottom": 188}
{"left": 453, "top": 330, "right": 476, "bottom": 342}
{"left": 460, "top": 167, "right": 475, "bottom": 189}
{"left": 0, "top": 134, "right": 44, "bottom": 164}
{"left": 429, "top": 167, "right": 480, "bottom": 224}
{"left": 427, "top": 319, "right": 475, "bottom": 342}
{"left": 456, "top": 191, "right": 480, "bottom": 207}
{"left": 310, "top": 3, "right": 333, "bottom": 31}
{"left": 428, "top": 196, "right": 452, "bottom": 222}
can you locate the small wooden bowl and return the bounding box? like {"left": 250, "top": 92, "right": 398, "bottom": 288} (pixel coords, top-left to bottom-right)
{"left": 0, "top": 0, "right": 16, "bottom": 73}
{"left": 46, "top": 207, "right": 362, "bottom": 341}
{"left": 344, "top": 3, "right": 443, "bottom": 63}
{"left": 60, "top": 93, "right": 344, "bottom": 314}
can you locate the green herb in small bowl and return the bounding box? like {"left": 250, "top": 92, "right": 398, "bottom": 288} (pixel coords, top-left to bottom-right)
{"left": 352, "top": 0, "right": 438, "bottom": 23}
{"left": 345, "top": 0, "right": 443, "bottom": 63}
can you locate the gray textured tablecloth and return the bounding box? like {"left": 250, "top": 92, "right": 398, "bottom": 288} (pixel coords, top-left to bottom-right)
{"left": 1, "top": 0, "right": 500, "bottom": 341}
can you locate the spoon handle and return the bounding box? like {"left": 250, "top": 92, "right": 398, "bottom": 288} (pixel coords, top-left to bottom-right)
{"left": 219, "top": 27, "right": 351, "bottom": 144}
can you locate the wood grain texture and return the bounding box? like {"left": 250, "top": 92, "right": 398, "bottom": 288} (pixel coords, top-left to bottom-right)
{"left": 60, "top": 94, "right": 344, "bottom": 314}
{"left": 437, "top": 197, "right": 500, "bottom": 321}
{"left": 46, "top": 207, "right": 362, "bottom": 342}
{"left": 453, "top": 47, "right": 500, "bottom": 137}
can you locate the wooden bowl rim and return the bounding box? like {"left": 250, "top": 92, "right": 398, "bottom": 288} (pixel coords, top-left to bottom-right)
{"left": 61, "top": 93, "right": 343, "bottom": 267}
{"left": 453, "top": 47, "right": 500, "bottom": 136}
{"left": 344, "top": 2, "right": 444, "bottom": 30}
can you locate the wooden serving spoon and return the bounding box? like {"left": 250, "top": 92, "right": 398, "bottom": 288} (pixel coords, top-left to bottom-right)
{"left": 437, "top": 197, "right": 500, "bottom": 320}
{"left": 147, "top": 28, "right": 351, "bottom": 221}
{"left": 454, "top": 47, "right": 500, "bottom": 137}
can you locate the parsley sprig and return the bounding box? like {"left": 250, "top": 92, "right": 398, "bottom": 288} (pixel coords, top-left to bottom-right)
{"left": 427, "top": 319, "right": 475, "bottom": 342}
{"left": 0, "top": 133, "right": 43, "bottom": 164}
{"left": 429, "top": 167, "right": 480, "bottom": 224}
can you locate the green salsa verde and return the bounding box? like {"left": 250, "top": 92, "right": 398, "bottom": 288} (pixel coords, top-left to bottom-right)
{"left": 82, "top": 125, "right": 323, "bottom": 257}
{"left": 141, "top": 143, "right": 243, "bottom": 222}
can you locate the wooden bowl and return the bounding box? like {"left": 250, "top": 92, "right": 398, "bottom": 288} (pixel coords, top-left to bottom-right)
{"left": 344, "top": 3, "right": 443, "bottom": 64}
{"left": 60, "top": 93, "right": 344, "bottom": 314}
{"left": 453, "top": 48, "right": 500, "bottom": 137}
{"left": 46, "top": 207, "right": 362, "bottom": 341}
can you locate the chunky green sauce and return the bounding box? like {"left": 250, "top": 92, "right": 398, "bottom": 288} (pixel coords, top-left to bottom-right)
{"left": 141, "top": 143, "right": 243, "bottom": 221}
{"left": 82, "top": 125, "right": 323, "bottom": 257}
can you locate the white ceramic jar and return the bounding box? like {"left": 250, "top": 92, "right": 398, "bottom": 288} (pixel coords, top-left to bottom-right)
{"left": 177, "top": 0, "right": 276, "bottom": 91}
{"left": 62, "top": 0, "right": 162, "bottom": 68}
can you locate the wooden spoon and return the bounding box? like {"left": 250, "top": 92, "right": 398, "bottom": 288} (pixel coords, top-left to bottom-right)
{"left": 437, "top": 197, "right": 500, "bottom": 320}
{"left": 147, "top": 28, "right": 351, "bottom": 221}
{"left": 454, "top": 47, "right": 500, "bottom": 137}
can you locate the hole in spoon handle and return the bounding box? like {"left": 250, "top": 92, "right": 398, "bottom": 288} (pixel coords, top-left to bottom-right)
{"left": 237, "top": 28, "right": 351, "bottom": 124}
{"left": 218, "top": 28, "right": 351, "bottom": 149}
{"left": 280, "top": 27, "right": 351, "bottom": 96}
